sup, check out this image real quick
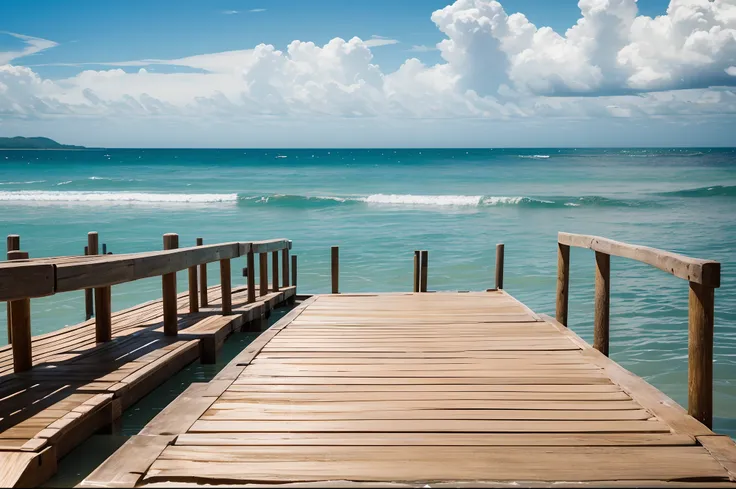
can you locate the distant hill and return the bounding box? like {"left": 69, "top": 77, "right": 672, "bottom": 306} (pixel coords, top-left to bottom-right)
{"left": 0, "top": 137, "right": 86, "bottom": 149}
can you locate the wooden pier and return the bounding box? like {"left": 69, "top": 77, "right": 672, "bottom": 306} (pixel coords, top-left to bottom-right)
{"left": 2, "top": 232, "right": 736, "bottom": 487}
{"left": 0, "top": 235, "right": 295, "bottom": 487}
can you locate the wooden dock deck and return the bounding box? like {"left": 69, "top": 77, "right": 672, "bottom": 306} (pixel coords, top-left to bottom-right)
{"left": 0, "top": 235, "right": 296, "bottom": 487}
{"left": 84, "top": 291, "right": 736, "bottom": 487}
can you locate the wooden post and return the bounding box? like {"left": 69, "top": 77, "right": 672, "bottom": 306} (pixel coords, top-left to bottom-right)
{"left": 272, "top": 251, "right": 280, "bottom": 293}
{"left": 188, "top": 241, "right": 199, "bottom": 313}
{"left": 8, "top": 250, "right": 32, "bottom": 372}
{"left": 220, "top": 258, "right": 232, "bottom": 314}
{"left": 282, "top": 248, "right": 290, "bottom": 287}
{"left": 84, "top": 245, "right": 94, "bottom": 320}
{"left": 688, "top": 281, "right": 714, "bottom": 428}
{"left": 593, "top": 251, "right": 610, "bottom": 356}
{"left": 291, "top": 255, "right": 298, "bottom": 288}
{"left": 331, "top": 246, "right": 339, "bottom": 294}
{"left": 495, "top": 243, "right": 505, "bottom": 290}
{"left": 162, "top": 233, "right": 179, "bottom": 336}
{"left": 247, "top": 250, "right": 256, "bottom": 303}
{"left": 413, "top": 250, "right": 420, "bottom": 293}
{"left": 6, "top": 234, "right": 20, "bottom": 343}
{"left": 420, "top": 250, "right": 428, "bottom": 293}
{"left": 88, "top": 232, "right": 112, "bottom": 343}
{"left": 259, "top": 253, "right": 268, "bottom": 297}
{"left": 556, "top": 242, "right": 570, "bottom": 326}
{"left": 102, "top": 243, "right": 107, "bottom": 255}
{"left": 196, "top": 238, "right": 208, "bottom": 307}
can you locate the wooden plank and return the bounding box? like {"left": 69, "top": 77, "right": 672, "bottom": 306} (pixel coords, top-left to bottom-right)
{"left": 80, "top": 434, "right": 175, "bottom": 488}
{"left": 698, "top": 435, "right": 736, "bottom": 481}
{"left": 558, "top": 232, "right": 721, "bottom": 288}
{"left": 140, "top": 384, "right": 222, "bottom": 436}
{"left": 189, "top": 419, "right": 671, "bottom": 433}
{"left": 251, "top": 239, "right": 291, "bottom": 254}
{"left": 144, "top": 446, "right": 729, "bottom": 483}
{"left": 174, "top": 432, "right": 696, "bottom": 447}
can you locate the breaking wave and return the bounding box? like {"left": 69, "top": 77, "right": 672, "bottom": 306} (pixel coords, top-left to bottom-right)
{"left": 0, "top": 191, "right": 238, "bottom": 204}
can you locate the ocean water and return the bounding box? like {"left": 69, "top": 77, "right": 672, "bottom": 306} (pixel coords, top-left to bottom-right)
{"left": 1, "top": 147, "right": 735, "bottom": 436}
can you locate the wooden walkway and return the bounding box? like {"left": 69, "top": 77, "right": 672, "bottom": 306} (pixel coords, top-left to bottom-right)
{"left": 0, "top": 283, "right": 295, "bottom": 488}
{"left": 84, "top": 291, "right": 736, "bottom": 487}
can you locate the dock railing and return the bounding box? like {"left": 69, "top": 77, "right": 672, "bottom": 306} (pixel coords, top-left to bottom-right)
{"left": 555, "top": 231, "right": 721, "bottom": 428}
{"left": 0, "top": 234, "right": 293, "bottom": 374}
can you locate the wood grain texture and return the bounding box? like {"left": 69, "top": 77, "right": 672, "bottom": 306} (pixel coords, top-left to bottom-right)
{"left": 90, "top": 292, "right": 736, "bottom": 488}
{"left": 558, "top": 232, "right": 721, "bottom": 288}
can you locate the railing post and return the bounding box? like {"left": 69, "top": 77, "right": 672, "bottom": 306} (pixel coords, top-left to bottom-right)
{"left": 688, "top": 281, "right": 714, "bottom": 428}
{"left": 331, "top": 246, "right": 339, "bottom": 294}
{"left": 495, "top": 243, "right": 505, "bottom": 290}
{"left": 247, "top": 250, "right": 256, "bottom": 303}
{"left": 272, "top": 251, "right": 280, "bottom": 293}
{"left": 282, "top": 248, "right": 290, "bottom": 287}
{"left": 88, "top": 232, "right": 112, "bottom": 343}
{"left": 413, "top": 250, "right": 420, "bottom": 293}
{"left": 259, "top": 253, "right": 268, "bottom": 297}
{"left": 556, "top": 242, "right": 570, "bottom": 326}
{"left": 197, "top": 238, "right": 208, "bottom": 307}
{"left": 7, "top": 250, "right": 32, "bottom": 372}
{"left": 593, "top": 251, "right": 610, "bottom": 356}
{"left": 420, "top": 250, "right": 428, "bottom": 292}
{"left": 162, "top": 233, "right": 179, "bottom": 336}
{"left": 188, "top": 240, "right": 199, "bottom": 313}
{"left": 6, "top": 234, "right": 20, "bottom": 343}
{"left": 220, "top": 258, "right": 232, "bottom": 314}
{"left": 84, "top": 245, "right": 94, "bottom": 320}
{"left": 291, "top": 255, "right": 298, "bottom": 289}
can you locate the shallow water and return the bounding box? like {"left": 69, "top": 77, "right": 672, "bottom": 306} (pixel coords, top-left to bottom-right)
{"left": 1, "top": 147, "right": 735, "bottom": 437}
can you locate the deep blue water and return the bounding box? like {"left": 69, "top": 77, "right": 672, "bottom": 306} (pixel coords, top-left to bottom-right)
{"left": 1, "top": 147, "right": 735, "bottom": 435}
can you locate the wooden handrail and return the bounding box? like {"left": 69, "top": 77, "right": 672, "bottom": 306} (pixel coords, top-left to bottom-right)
{"left": 558, "top": 232, "right": 720, "bottom": 288}
{"left": 0, "top": 239, "right": 292, "bottom": 301}
{"left": 556, "top": 231, "right": 720, "bottom": 429}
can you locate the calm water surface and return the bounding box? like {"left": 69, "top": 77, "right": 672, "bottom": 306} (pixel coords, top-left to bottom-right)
{"left": 1, "top": 147, "right": 735, "bottom": 437}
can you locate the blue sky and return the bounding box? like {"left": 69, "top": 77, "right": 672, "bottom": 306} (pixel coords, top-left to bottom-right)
{"left": 1, "top": 0, "right": 734, "bottom": 147}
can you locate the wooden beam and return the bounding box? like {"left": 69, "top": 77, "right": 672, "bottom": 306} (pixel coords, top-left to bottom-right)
{"left": 420, "top": 250, "right": 428, "bottom": 293}
{"left": 55, "top": 242, "right": 241, "bottom": 292}
{"left": 556, "top": 242, "right": 570, "bottom": 326}
{"left": 247, "top": 250, "right": 256, "bottom": 303}
{"left": 252, "top": 239, "right": 291, "bottom": 254}
{"left": 688, "top": 281, "right": 714, "bottom": 429}
{"left": 188, "top": 242, "right": 199, "bottom": 314}
{"left": 594, "top": 251, "right": 610, "bottom": 356}
{"left": 413, "top": 251, "right": 420, "bottom": 293}
{"left": 88, "top": 232, "right": 112, "bottom": 343}
{"left": 197, "top": 238, "right": 208, "bottom": 307}
{"left": 220, "top": 258, "right": 232, "bottom": 314}
{"left": 495, "top": 243, "right": 505, "bottom": 290}
{"left": 331, "top": 246, "right": 339, "bottom": 294}
{"left": 259, "top": 253, "right": 268, "bottom": 297}
{"left": 272, "top": 251, "right": 280, "bottom": 293}
{"left": 291, "top": 255, "right": 297, "bottom": 289}
{"left": 6, "top": 234, "right": 20, "bottom": 343}
{"left": 8, "top": 250, "right": 32, "bottom": 372}
{"left": 558, "top": 232, "right": 720, "bottom": 288}
{"left": 0, "top": 262, "right": 55, "bottom": 301}
{"left": 282, "top": 248, "right": 290, "bottom": 288}
{"left": 162, "top": 233, "right": 179, "bottom": 337}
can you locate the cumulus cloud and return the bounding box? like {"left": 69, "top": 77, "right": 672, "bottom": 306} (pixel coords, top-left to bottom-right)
{"left": 1, "top": 0, "right": 736, "bottom": 127}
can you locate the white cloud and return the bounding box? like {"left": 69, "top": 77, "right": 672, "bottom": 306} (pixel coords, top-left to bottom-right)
{"left": 0, "top": 32, "right": 58, "bottom": 64}
{"left": 1, "top": 0, "right": 736, "bottom": 138}
{"left": 249, "top": 9, "right": 266, "bottom": 13}
{"left": 363, "top": 35, "right": 400, "bottom": 48}
{"left": 221, "top": 10, "right": 239, "bottom": 15}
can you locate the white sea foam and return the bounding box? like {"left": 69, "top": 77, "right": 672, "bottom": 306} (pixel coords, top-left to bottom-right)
{"left": 56, "top": 181, "right": 72, "bottom": 186}
{"left": 0, "top": 180, "right": 46, "bottom": 185}
{"left": 518, "top": 155, "right": 550, "bottom": 159}
{"left": 362, "top": 194, "right": 483, "bottom": 206}
{"left": 0, "top": 191, "right": 238, "bottom": 204}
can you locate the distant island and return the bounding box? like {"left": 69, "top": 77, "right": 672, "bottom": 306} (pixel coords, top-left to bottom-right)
{"left": 0, "top": 137, "right": 86, "bottom": 150}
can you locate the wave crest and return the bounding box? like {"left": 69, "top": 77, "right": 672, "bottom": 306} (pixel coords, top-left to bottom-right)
{"left": 0, "top": 191, "right": 238, "bottom": 204}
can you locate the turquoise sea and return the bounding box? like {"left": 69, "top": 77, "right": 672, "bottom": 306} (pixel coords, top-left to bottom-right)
{"left": 1, "top": 147, "right": 735, "bottom": 437}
